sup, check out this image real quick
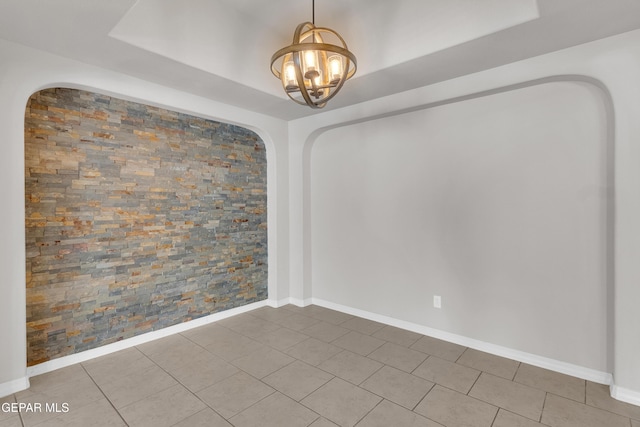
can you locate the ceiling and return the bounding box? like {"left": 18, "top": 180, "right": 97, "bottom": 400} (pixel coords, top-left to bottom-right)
{"left": 1, "top": 0, "right": 640, "bottom": 120}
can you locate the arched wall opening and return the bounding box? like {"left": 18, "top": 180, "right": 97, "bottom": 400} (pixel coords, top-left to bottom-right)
{"left": 304, "top": 77, "right": 614, "bottom": 375}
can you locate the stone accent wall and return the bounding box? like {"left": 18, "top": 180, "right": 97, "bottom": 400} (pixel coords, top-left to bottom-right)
{"left": 25, "top": 88, "right": 267, "bottom": 365}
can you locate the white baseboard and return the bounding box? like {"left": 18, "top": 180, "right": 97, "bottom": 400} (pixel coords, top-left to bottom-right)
{"left": 311, "top": 298, "right": 613, "bottom": 386}
{"left": 26, "top": 300, "right": 268, "bottom": 378}
{"left": 0, "top": 376, "right": 30, "bottom": 398}
{"left": 611, "top": 384, "right": 640, "bottom": 407}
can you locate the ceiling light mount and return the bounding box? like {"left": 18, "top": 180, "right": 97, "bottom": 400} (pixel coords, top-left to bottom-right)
{"left": 271, "top": 0, "right": 357, "bottom": 109}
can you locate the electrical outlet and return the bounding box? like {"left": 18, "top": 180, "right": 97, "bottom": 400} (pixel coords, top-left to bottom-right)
{"left": 433, "top": 295, "right": 442, "bottom": 309}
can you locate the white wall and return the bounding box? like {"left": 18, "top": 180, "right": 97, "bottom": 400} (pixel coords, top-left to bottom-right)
{"left": 289, "top": 29, "right": 640, "bottom": 403}
{"left": 0, "top": 39, "right": 290, "bottom": 396}
{"left": 311, "top": 81, "right": 609, "bottom": 371}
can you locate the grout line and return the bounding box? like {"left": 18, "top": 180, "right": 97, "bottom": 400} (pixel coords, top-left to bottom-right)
{"left": 80, "top": 363, "right": 130, "bottom": 427}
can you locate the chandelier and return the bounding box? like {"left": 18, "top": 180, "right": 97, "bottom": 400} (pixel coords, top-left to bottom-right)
{"left": 270, "top": 0, "right": 357, "bottom": 109}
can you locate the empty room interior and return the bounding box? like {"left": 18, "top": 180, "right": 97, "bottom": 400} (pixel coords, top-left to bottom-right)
{"left": 2, "top": 0, "right": 640, "bottom": 426}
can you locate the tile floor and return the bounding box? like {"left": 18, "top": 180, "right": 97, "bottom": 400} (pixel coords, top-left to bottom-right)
{"left": 2, "top": 304, "right": 640, "bottom": 427}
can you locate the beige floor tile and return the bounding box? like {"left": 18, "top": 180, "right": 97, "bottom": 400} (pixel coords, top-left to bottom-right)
{"left": 332, "top": 331, "right": 385, "bottom": 356}
{"left": 231, "top": 347, "right": 295, "bottom": 378}
{"left": 97, "top": 364, "right": 178, "bottom": 408}
{"left": 360, "top": 366, "right": 434, "bottom": 410}
{"left": 167, "top": 353, "right": 239, "bottom": 392}
{"left": 218, "top": 314, "right": 280, "bottom": 339}
{"left": 306, "top": 306, "right": 354, "bottom": 325}
{"left": 230, "top": 392, "right": 319, "bottom": 427}
{"left": 413, "top": 356, "right": 481, "bottom": 394}
{"left": 196, "top": 372, "right": 274, "bottom": 419}
{"left": 202, "top": 329, "right": 267, "bottom": 361}
{"left": 280, "top": 304, "right": 314, "bottom": 315}
{"left": 493, "top": 409, "right": 546, "bottom": 427}
{"left": 255, "top": 327, "right": 309, "bottom": 350}
{"left": 469, "top": 372, "right": 545, "bottom": 421}
{"left": 274, "top": 313, "right": 321, "bottom": 331}
{"left": 301, "top": 378, "right": 382, "bottom": 427}
{"left": 119, "top": 384, "right": 206, "bottom": 427}
{"left": 456, "top": 348, "right": 519, "bottom": 380}
{"left": 515, "top": 364, "right": 585, "bottom": 402}
{"left": 586, "top": 381, "right": 640, "bottom": 420}
{"left": 0, "top": 395, "right": 17, "bottom": 423}
{"left": 309, "top": 417, "right": 339, "bottom": 426}
{"left": 250, "top": 306, "right": 296, "bottom": 323}
{"left": 410, "top": 336, "right": 466, "bottom": 362}
{"left": 356, "top": 399, "right": 443, "bottom": 427}
{"left": 302, "top": 321, "right": 350, "bottom": 343}
{"left": 317, "top": 350, "right": 383, "bottom": 385}
{"left": 263, "top": 360, "right": 334, "bottom": 401}
{"left": 27, "top": 398, "right": 126, "bottom": 427}
{"left": 285, "top": 338, "right": 343, "bottom": 366}
{"left": 181, "top": 323, "right": 230, "bottom": 347}
{"left": 136, "top": 333, "right": 194, "bottom": 358}
{"left": 340, "top": 317, "right": 385, "bottom": 335}
{"left": 171, "top": 408, "right": 232, "bottom": 427}
{"left": 542, "top": 393, "right": 631, "bottom": 427}
{"left": 415, "top": 385, "right": 498, "bottom": 427}
{"left": 0, "top": 416, "right": 22, "bottom": 427}
{"left": 82, "top": 347, "right": 155, "bottom": 385}
{"left": 18, "top": 370, "right": 105, "bottom": 426}
{"left": 368, "top": 342, "right": 428, "bottom": 372}
{"left": 372, "top": 325, "right": 422, "bottom": 347}
{"left": 632, "top": 418, "right": 640, "bottom": 427}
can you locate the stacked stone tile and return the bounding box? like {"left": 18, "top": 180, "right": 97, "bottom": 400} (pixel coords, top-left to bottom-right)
{"left": 25, "top": 88, "right": 268, "bottom": 365}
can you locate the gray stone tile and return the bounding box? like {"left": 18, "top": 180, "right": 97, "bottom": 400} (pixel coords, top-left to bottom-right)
{"left": 196, "top": 372, "right": 274, "bottom": 419}
{"left": 368, "top": 342, "right": 428, "bottom": 372}
{"left": 171, "top": 408, "right": 232, "bottom": 427}
{"left": 413, "top": 356, "right": 481, "bottom": 394}
{"left": 356, "top": 399, "right": 444, "bottom": 427}
{"left": 360, "top": 365, "right": 434, "bottom": 410}
{"left": 263, "top": 360, "right": 334, "bottom": 401}
{"left": 493, "top": 409, "right": 547, "bottom": 427}
{"left": 285, "top": 338, "right": 343, "bottom": 366}
{"left": 136, "top": 333, "right": 194, "bottom": 358}
{"left": 302, "top": 378, "right": 381, "bottom": 427}
{"left": 302, "top": 321, "right": 350, "bottom": 343}
{"left": 332, "top": 331, "right": 385, "bottom": 356}
{"left": 318, "top": 350, "right": 383, "bottom": 385}
{"left": 586, "top": 381, "right": 640, "bottom": 420}
{"left": 255, "top": 327, "right": 309, "bottom": 350}
{"left": 340, "top": 317, "right": 385, "bottom": 335}
{"left": 410, "top": 335, "right": 466, "bottom": 361}
{"left": 230, "top": 392, "right": 319, "bottom": 427}
{"left": 0, "top": 395, "right": 17, "bottom": 423}
{"left": 456, "top": 348, "right": 519, "bottom": 380}
{"left": 632, "top": 418, "right": 640, "bottom": 427}
{"left": 415, "top": 385, "right": 498, "bottom": 427}
{"left": 119, "top": 384, "right": 206, "bottom": 427}
{"left": 372, "top": 325, "right": 422, "bottom": 347}
{"left": 515, "top": 364, "right": 585, "bottom": 402}
{"left": 469, "top": 372, "right": 545, "bottom": 421}
{"left": 231, "top": 347, "right": 295, "bottom": 378}
{"left": 542, "top": 393, "right": 631, "bottom": 427}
